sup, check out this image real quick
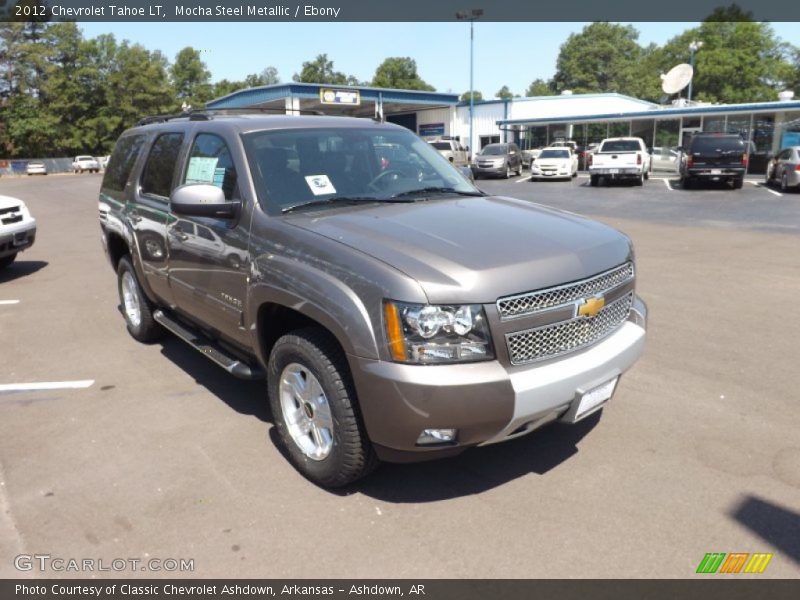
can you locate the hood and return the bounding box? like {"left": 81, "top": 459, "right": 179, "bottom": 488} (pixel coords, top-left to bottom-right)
{"left": 286, "top": 196, "right": 631, "bottom": 304}
{"left": 0, "top": 195, "right": 25, "bottom": 211}
{"left": 534, "top": 158, "right": 571, "bottom": 167}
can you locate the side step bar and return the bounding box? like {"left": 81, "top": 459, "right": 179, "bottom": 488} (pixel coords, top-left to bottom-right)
{"left": 153, "top": 309, "right": 265, "bottom": 380}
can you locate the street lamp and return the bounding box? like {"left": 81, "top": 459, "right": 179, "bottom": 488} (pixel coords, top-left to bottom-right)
{"left": 688, "top": 40, "right": 703, "bottom": 102}
{"left": 456, "top": 8, "right": 483, "bottom": 160}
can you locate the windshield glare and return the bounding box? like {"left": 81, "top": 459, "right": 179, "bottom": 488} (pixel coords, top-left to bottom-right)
{"left": 539, "top": 149, "right": 569, "bottom": 158}
{"left": 480, "top": 145, "right": 507, "bottom": 156}
{"left": 243, "top": 127, "right": 477, "bottom": 212}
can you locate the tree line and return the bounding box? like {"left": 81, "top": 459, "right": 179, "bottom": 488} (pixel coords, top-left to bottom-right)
{"left": 2, "top": 9, "right": 799, "bottom": 158}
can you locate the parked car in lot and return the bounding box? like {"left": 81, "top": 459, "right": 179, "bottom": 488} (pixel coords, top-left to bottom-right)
{"left": 650, "top": 146, "right": 681, "bottom": 172}
{"left": 522, "top": 147, "right": 542, "bottom": 169}
{"left": 588, "top": 137, "right": 651, "bottom": 186}
{"left": 471, "top": 142, "right": 523, "bottom": 178}
{"left": 72, "top": 155, "right": 101, "bottom": 173}
{"left": 679, "top": 133, "right": 747, "bottom": 189}
{"left": 0, "top": 194, "right": 36, "bottom": 270}
{"left": 99, "top": 111, "right": 647, "bottom": 487}
{"left": 26, "top": 161, "right": 47, "bottom": 176}
{"left": 428, "top": 138, "right": 469, "bottom": 167}
{"left": 529, "top": 148, "right": 578, "bottom": 181}
{"left": 764, "top": 146, "right": 800, "bottom": 192}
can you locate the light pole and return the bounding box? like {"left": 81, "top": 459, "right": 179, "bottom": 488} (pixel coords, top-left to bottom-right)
{"left": 456, "top": 8, "right": 483, "bottom": 160}
{"left": 688, "top": 40, "right": 703, "bottom": 102}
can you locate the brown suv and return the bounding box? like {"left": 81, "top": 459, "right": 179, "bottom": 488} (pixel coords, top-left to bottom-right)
{"left": 99, "top": 111, "right": 647, "bottom": 487}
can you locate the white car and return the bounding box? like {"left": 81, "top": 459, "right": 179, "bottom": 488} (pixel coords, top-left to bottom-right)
{"left": 0, "top": 195, "right": 37, "bottom": 269}
{"left": 72, "top": 155, "right": 100, "bottom": 173}
{"left": 26, "top": 161, "right": 47, "bottom": 176}
{"left": 529, "top": 148, "right": 579, "bottom": 181}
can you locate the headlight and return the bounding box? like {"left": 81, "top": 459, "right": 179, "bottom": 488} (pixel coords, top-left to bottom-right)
{"left": 383, "top": 301, "right": 494, "bottom": 364}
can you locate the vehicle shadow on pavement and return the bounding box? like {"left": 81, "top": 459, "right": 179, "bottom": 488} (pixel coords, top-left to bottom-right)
{"left": 158, "top": 336, "right": 270, "bottom": 423}
{"left": 0, "top": 260, "right": 47, "bottom": 283}
{"left": 352, "top": 413, "right": 601, "bottom": 502}
{"left": 730, "top": 495, "right": 800, "bottom": 564}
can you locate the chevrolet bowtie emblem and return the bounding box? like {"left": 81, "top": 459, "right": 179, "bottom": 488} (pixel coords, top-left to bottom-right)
{"left": 577, "top": 295, "right": 605, "bottom": 318}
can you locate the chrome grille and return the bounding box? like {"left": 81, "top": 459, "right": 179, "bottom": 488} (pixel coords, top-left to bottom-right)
{"left": 506, "top": 293, "right": 633, "bottom": 365}
{"left": 497, "top": 262, "right": 634, "bottom": 319}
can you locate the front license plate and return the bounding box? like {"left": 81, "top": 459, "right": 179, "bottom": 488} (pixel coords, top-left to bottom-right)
{"left": 711, "top": 169, "right": 722, "bottom": 175}
{"left": 575, "top": 377, "right": 618, "bottom": 420}
{"left": 609, "top": 168, "right": 619, "bottom": 174}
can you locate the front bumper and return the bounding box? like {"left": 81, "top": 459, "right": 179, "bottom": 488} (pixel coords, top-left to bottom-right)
{"left": 351, "top": 296, "right": 647, "bottom": 462}
{"left": 472, "top": 163, "right": 507, "bottom": 176}
{"left": 0, "top": 219, "right": 37, "bottom": 258}
{"left": 531, "top": 168, "right": 570, "bottom": 178}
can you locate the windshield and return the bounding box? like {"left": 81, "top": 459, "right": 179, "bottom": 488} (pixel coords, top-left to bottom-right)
{"left": 600, "top": 141, "right": 640, "bottom": 152}
{"left": 539, "top": 149, "right": 570, "bottom": 159}
{"left": 242, "top": 127, "right": 478, "bottom": 213}
{"left": 479, "top": 144, "right": 507, "bottom": 156}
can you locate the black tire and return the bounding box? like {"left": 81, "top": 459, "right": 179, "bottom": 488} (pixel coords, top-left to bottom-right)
{"left": 116, "top": 255, "right": 163, "bottom": 343}
{"left": 504, "top": 164, "right": 511, "bottom": 179}
{"left": 681, "top": 176, "right": 694, "bottom": 189}
{"left": 515, "top": 163, "right": 522, "bottom": 176}
{"left": 590, "top": 175, "right": 599, "bottom": 187}
{"left": 781, "top": 173, "right": 789, "bottom": 192}
{"left": 0, "top": 253, "right": 17, "bottom": 270}
{"left": 635, "top": 173, "right": 644, "bottom": 186}
{"left": 268, "top": 328, "right": 377, "bottom": 488}
{"left": 732, "top": 177, "right": 744, "bottom": 190}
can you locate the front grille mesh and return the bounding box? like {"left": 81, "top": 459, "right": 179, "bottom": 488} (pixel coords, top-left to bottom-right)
{"left": 497, "top": 262, "right": 634, "bottom": 319}
{"left": 506, "top": 293, "right": 633, "bottom": 365}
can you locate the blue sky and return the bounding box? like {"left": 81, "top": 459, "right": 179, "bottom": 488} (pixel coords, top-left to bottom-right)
{"left": 79, "top": 22, "right": 799, "bottom": 98}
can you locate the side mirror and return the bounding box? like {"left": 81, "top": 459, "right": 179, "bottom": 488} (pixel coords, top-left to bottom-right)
{"left": 170, "top": 184, "right": 239, "bottom": 218}
{"left": 458, "top": 166, "right": 474, "bottom": 182}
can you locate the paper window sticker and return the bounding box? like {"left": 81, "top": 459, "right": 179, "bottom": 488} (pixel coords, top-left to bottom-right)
{"left": 212, "top": 167, "right": 226, "bottom": 188}
{"left": 304, "top": 174, "right": 336, "bottom": 196}
{"left": 185, "top": 157, "right": 219, "bottom": 184}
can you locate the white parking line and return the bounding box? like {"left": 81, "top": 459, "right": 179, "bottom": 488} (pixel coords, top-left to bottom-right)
{"left": 0, "top": 300, "right": 20, "bottom": 305}
{"left": 515, "top": 175, "right": 532, "bottom": 183}
{"left": 660, "top": 178, "right": 673, "bottom": 191}
{"left": 0, "top": 380, "right": 95, "bottom": 393}
{"left": 751, "top": 181, "right": 782, "bottom": 197}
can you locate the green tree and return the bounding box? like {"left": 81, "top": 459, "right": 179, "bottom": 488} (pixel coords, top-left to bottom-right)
{"left": 495, "top": 85, "right": 513, "bottom": 99}
{"left": 460, "top": 90, "right": 483, "bottom": 102}
{"left": 244, "top": 66, "right": 280, "bottom": 87}
{"left": 553, "top": 23, "right": 645, "bottom": 95}
{"left": 371, "top": 57, "right": 434, "bottom": 91}
{"left": 656, "top": 17, "right": 793, "bottom": 103}
{"left": 293, "top": 54, "right": 353, "bottom": 85}
{"left": 171, "top": 46, "right": 211, "bottom": 109}
{"left": 525, "top": 79, "right": 555, "bottom": 96}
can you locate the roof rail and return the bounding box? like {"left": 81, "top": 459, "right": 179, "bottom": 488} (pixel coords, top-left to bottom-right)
{"left": 134, "top": 106, "right": 327, "bottom": 127}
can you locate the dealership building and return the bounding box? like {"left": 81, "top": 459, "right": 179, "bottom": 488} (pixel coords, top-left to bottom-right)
{"left": 208, "top": 82, "right": 800, "bottom": 175}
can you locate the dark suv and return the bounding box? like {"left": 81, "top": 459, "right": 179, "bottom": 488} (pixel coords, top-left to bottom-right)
{"left": 679, "top": 133, "right": 748, "bottom": 189}
{"left": 99, "top": 111, "right": 646, "bottom": 487}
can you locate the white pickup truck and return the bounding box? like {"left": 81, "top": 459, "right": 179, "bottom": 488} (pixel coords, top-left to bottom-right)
{"left": 428, "top": 138, "right": 469, "bottom": 167}
{"left": 588, "top": 137, "right": 651, "bottom": 186}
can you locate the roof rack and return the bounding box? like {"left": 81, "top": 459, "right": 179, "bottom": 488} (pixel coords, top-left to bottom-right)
{"left": 134, "top": 106, "right": 326, "bottom": 127}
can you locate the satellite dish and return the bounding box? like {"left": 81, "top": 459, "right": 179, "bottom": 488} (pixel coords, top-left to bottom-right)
{"left": 661, "top": 64, "right": 693, "bottom": 95}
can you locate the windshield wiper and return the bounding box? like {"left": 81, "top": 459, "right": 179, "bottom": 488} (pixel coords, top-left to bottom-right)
{"left": 390, "top": 187, "right": 485, "bottom": 199}
{"left": 282, "top": 196, "right": 381, "bottom": 213}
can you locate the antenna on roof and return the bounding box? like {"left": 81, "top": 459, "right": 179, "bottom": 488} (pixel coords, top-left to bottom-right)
{"left": 660, "top": 64, "right": 694, "bottom": 97}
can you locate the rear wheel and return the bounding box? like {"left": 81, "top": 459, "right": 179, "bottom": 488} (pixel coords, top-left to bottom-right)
{"left": 635, "top": 173, "right": 644, "bottom": 186}
{"left": 590, "top": 175, "right": 599, "bottom": 187}
{"left": 268, "top": 328, "right": 377, "bottom": 488}
{"left": 732, "top": 177, "right": 744, "bottom": 190}
{"left": 681, "top": 175, "right": 694, "bottom": 189}
{"left": 0, "top": 253, "right": 17, "bottom": 270}
{"left": 117, "top": 255, "right": 163, "bottom": 343}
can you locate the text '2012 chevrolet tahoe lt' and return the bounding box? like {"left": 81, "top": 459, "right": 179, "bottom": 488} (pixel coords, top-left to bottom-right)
{"left": 99, "top": 112, "right": 647, "bottom": 487}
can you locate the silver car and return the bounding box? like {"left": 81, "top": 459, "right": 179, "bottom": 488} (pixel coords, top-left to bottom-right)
{"left": 471, "top": 143, "right": 523, "bottom": 179}
{"left": 765, "top": 146, "right": 800, "bottom": 191}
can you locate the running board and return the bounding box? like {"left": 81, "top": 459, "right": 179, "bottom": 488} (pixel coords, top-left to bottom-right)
{"left": 153, "top": 310, "right": 264, "bottom": 380}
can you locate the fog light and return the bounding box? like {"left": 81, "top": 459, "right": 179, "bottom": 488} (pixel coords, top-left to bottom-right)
{"left": 416, "top": 428, "right": 458, "bottom": 445}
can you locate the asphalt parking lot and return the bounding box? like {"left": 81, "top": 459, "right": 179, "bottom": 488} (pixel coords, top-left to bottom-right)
{"left": 1, "top": 172, "right": 798, "bottom": 578}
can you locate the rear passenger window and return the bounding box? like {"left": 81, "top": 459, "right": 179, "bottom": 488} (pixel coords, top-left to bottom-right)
{"left": 102, "top": 135, "right": 145, "bottom": 192}
{"left": 183, "top": 134, "right": 238, "bottom": 200}
{"left": 141, "top": 133, "right": 184, "bottom": 198}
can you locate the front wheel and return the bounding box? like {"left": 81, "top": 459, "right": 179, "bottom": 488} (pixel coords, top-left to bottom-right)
{"left": 0, "top": 253, "right": 17, "bottom": 270}
{"left": 117, "top": 255, "right": 163, "bottom": 343}
{"left": 504, "top": 164, "right": 512, "bottom": 179}
{"left": 268, "top": 328, "right": 377, "bottom": 488}
{"left": 781, "top": 173, "right": 789, "bottom": 192}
